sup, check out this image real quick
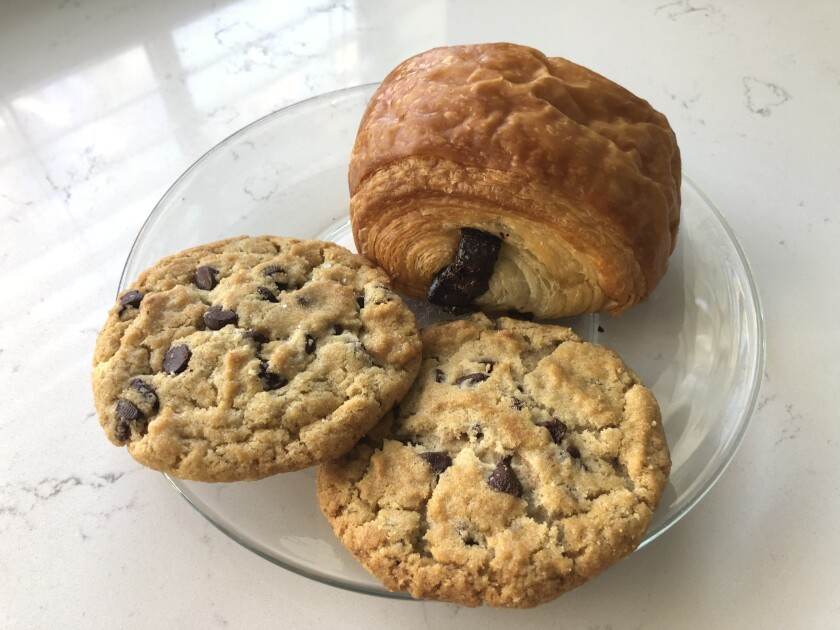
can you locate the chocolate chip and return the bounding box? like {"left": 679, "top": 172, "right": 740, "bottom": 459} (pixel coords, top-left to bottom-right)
{"left": 256, "top": 286, "right": 278, "bottom": 303}
{"left": 114, "top": 420, "right": 131, "bottom": 442}
{"left": 457, "top": 525, "right": 480, "bottom": 546}
{"left": 454, "top": 372, "right": 489, "bottom": 386}
{"left": 305, "top": 334, "right": 316, "bottom": 354}
{"left": 115, "top": 398, "right": 142, "bottom": 421}
{"left": 419, "top": 451, "right": 452, "bottom": 475}
{"left": 114, "top": 399, "right": 148, "bottom": 441}
{"left": 434, "top": 369, "right": 445, "bottom": 383}
{"left": 356, "top": 295, "right": 365, "bottom": 309}
{"left": 129, "top": 378, "right": 158, "bottom": 410}
{"left": 567, "top": 445, "right": 581, "bottom": 459}
{"left": 597, "top": 325, "right": 605, "bottom": 333}
{"left": 194, "top": 266, "right": 218, "bottom": 290}
{"left": 540, "top": 419, "right": 567, "bottom": 445}
{"left": 163, "top": 344, "right": 191, "bottom": 374}
{"left": 488, "top": 456, "right": 523, "bottom": 497}
{"left": 118, "top": 290, "right": 144, "bottom": 313}
{"left": 204, "top": 305, "right": 238, "bottom": 330}
{"left": 244, "top": 330, "right": 268, "bottom": 344}
{"left": 262, "top": 265, "right": 289, "bottom": 291}
{"left": 258, "top": 362, "right": 287, "bottom": 390}
{"left": 428, "top": 228, "right": 502, "bottom": 310}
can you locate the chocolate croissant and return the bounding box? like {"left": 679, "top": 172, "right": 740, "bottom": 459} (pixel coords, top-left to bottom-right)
{"left": 349, "top": 43, "right": 681, "bottom": 318}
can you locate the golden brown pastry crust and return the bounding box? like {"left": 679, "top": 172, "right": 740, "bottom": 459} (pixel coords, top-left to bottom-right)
{"left": 349, "top": 43, "right": 681, "bottom": 317}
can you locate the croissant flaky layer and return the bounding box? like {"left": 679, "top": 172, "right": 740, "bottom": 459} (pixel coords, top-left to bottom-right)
{"left": 349, "top": 43, "right": 681, "bottom": 318}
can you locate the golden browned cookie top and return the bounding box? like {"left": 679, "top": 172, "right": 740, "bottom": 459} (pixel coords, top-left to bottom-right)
{"left": 92, "top": 236, "right": 421, "bottom": 482}
{"left": 317, "top": 314, "right": 670, "bottom": 607}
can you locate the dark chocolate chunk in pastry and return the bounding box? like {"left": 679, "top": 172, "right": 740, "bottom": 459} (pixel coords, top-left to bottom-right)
{"left": 428, "top": 228, "right": 501, "bottom": 312}
{"left": 92, "top": 235, "right": 422, "bottom": 482}
{"left": 317, "top": 313, "right": 670, "bottom": 608}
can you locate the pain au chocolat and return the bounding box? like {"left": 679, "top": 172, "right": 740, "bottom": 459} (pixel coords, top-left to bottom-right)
{"left": 349, "top": 43, "right": 681, "bottom": 318}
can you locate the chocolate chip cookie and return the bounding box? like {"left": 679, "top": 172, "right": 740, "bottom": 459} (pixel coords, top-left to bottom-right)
{"left": 316, "top": 314, "right": 670, "bottom": 607}
{"left": 92, "top": 236, "right": 422, "bottom": 482}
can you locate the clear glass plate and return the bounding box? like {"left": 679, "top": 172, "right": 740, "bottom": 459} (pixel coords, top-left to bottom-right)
{"left": 120, "top": 84, "right": 765, "bottom": 599}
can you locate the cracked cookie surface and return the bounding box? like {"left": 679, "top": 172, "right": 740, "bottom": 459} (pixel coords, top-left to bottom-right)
{"left": 316, "top": 313, "right": 670, "bottom": 607}
{"left": 92, "top": 236, "right": 422, "bottom": 482}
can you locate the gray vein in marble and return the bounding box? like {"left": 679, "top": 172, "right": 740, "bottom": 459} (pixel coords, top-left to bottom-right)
{"left": 0, "top": 470, "right": 133, "bottom": 532}
{"left": 214, "top": 21, "right": 244, "bottom": 46}
{"left": 242, "top": 179, "right": 278, "bottom": 202}
{"left": 664, "top": 88, "right": 705, "bottom": 126}
{"left": 44, "top": 146, "right": 108, "bottom": 205}
{"left": 655, "top": 0, "right": 720, "bottom": 20}
{"left": 305, "top": 0, "right": 351, "bottom": 17}
{"left": 774, "top": 404, "right": 801, "bottom": 446}
{"left": 758, "top": 394, "right": 778, "bottom": 411}
{"left": 1, "top": 193, "right": 34, "bottom": 208}
{"left": 743, "top": 77, "right": 791, "bottom": 117}
{"left": 207, "top": 105, "right": 240, "bottom": 125}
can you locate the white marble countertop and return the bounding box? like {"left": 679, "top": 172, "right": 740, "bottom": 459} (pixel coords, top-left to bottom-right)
{"left": 2, "top": 0, "right": 838, "bottom": 627}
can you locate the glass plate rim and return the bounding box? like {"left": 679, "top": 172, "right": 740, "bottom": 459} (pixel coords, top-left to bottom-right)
{"left": 119, "top": 84, "right": 766, "bottom": 601}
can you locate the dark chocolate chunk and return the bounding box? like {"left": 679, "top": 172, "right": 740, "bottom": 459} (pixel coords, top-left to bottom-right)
{"left": 114, "top": 399, "right": 148, "bottom": 441}
{"left": 419, "top": 451, "right": 452, "bottom": 475}
{"left": 567, "top": 445, "right": 581, "bottom": 459}
{"left": 540, "top": 419, "right": 567, "bottom": 445}
{"left": 454, "top": 372, "right": 489, "bottom": 386}
{"left": 204, "top": 305, "right": 238, "bottom": 330}
{"left": 597, "top": 325, "right": 605, "bottom": 333}
{"left": 115, "top": 398, "right": 142, "bottom": 421}
{"left": 305, "top": 334, "right": 316, "bottom": 354}
{"left": 258, "top": 362, "right": 288, "bottom": 390}
{"left": 244, "top": 330, "right": 268, "bottom": 344}
{"left": 163, "top": 344, "right": 191, "bottom": 374}
{"left": 428, "top": 228, "right": 502, "bottom": 310}
{"left": 118, "top": 290, "right": 144, "bottom": 313}
{"left": 434, "top": 369, "right": 445, "bottom": 383}
{"left": 194, "top": 265, "right": 218, "bottom": 290}
{"left": 129, "top": 378, "right": 158, "bottom": 410}
{"left": 488, "top": 456, "right": 523, "bottom": 497}
{"left": 356, "top": 295, "right": 365, "bottom": 309}
{"left": 114, "top": 419, "right": 131, "bottom": 442}
{"left": 457, "top": 525, "right": 480, "bottom": 546}
{"left": 256, "top": 286, "right": 278, "bottom": 303}
{"left": 262, "top": 265, "right": 288, "bottom": 291}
